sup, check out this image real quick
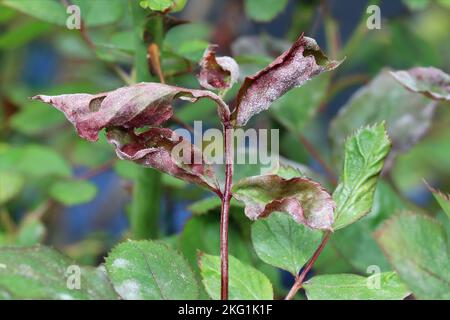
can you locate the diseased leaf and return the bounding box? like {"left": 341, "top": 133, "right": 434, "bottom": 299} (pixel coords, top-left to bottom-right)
{"left": 390, "top": 67, "right": 450, "bottom": 102}
{"left": 32, "top": 82, "right": 230, "bottom": 141}
{"left": 251, "top": 212, "right": 323, "bottom": 275}
{"left": 427, "top": 183, "right": 450, "bottom": 219}
{"left": 332, "top": 123, "right": 391, "bottom": 230}
{"left": 0, "top": 246, "right": 117, "bottom": 299}
{"left": 375, "top": 211, "right": 450, "bottom": 299}
{"left": 198, "top": 45, "right": 239, "bottom": 90}
{"left": 107, "top": 127, "right": 218, "bottom": 191}
{"left": 330, "top": 70, "right": 436, "bottom": 165}
{"left": 233, "top": 34, "right": 342, "bottom": 127}
{"left": 303, "top": 272, "right": 410, "bottom": 300}
{"left": 49, "top": 180, "right": 97, "bottom": 206}
{"left": 105, "top": 240, "right": 198, "bottom": 300}
{"left": 198, "top": 253, "right": 273, "bottom": 300}
{"left": 233, "top": 174, "right": 335, "bottom": 230}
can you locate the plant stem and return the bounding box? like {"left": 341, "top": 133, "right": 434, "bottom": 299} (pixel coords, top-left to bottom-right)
{"left": 220, "top": 123, "right": 233, "bottom": 300}
{"left": 285, "top": 230, "right": 331, "bottom": 300}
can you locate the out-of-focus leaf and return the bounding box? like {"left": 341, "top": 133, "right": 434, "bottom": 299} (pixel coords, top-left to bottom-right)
{"left": 0, "top": 21, "right": 51, "bottom": 49}
{"left": 198, "top": 45, "right": 239, "bottom": 90}
{"left": 271, "top": 74, "right": 329, "bottom": 133}
{"left": 49, "top": 180, "right": 97, "bottom": 206}
{"left": 72, "top": 0, "right": 124, "bottom": 27}
{"left": 330, "top": 70, "right": 436, "bottom": 164}
{"left": 15, "top": 216, "right": 46, "bottom": 246}
{"left": 187, "top": 197, "right": 242, "bottom": 215}
{"left": 303, "top": 272, "right": 410, "bottom": 300}
{"left": 0, "top": 5, "right": 15, "bottom": 23}
{"left": 164, "top": 23, "right": 211, "bottom": 62}
{"left": 0, "top": 246, "right": 117, "bottom": 299}
{"left": 251, "top": 212, "right": 323, "bottom": 275}
{"left": 427, "top": 184, "right": 450, "bottom": 219}
{"left": 199, "top": 253, "right": 273, "bottom": 300}
{"left": 233, "top": 174, "right": 335, "bottom": 230}
{"left": 233, "top": 35, "right": 342, "bottom": 127}
{"left": 375, "top": 211, "right": 450, "bottom": 299}
{"left": 402, "top": 0, "right": 430, "bottom": 10}
{"left": 332, "top": 123, "right": 391, "bottom": 230}
{"left": 105, "top": 240, "right": 198, "bottom": 300}
{"left": 10, "top": 102, "right": 66, "bottom": 135}
{"left": 1, "top": 0, "right": 67, "bottom": 26}
{"left": 390, "top": 67, "right": 450, "bottom": 102}
{"left": 332, "top": 181, "right": 406, "bottom": 272}
{"left": 0, "top": 145, "right": 71, "bottom": 178}
{"left": 244, "top": 0, "right": 289, "bottom": 22}
{"left": 0, "top": 171, "right": 24, "bottom": 204}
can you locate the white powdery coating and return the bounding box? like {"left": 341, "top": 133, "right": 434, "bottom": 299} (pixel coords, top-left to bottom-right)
{"left": 111, "top": 258, "right": 130, "bottom": 269}
{"left": 216, "top": 56, "right": 240, "bottom": 86}
{"left": 115, "top": 280, "right": 142, "bottom": 300}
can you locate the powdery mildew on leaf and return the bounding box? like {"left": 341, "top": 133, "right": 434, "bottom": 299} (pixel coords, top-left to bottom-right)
{"left": 198, "top": 45, "right": 239, "bottom": 90}
{"left": 233, "top": 34, "right": 343, "bottom": 126}
{"left": 107, "top": 127, "right": 218, "bottom": 191}
{"left": 232, "top": 174, "right": 335, "bottom": 230}
{"left": 390, "top": 67, "right": 450, "bottom": 102}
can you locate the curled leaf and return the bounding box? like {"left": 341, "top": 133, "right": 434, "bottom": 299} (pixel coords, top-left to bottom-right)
{"left": 32, "top": 82, "right": 231, "bottom": 141}
{"left": 232, "top": 174, "right": 335, "bottom": 230}
{"left": 390, "top": 67, "right": 450, "bottom": 102}
{"left": 198, "top": 45, "right": 239, "bottom": 90}
{"left": 107, "top": 127, "right": 218, "bottom": 191}
{"left": 233, "top": 34, "right": 343, "bottom": 126}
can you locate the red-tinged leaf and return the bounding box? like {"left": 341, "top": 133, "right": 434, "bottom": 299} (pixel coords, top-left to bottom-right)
{"left": 198, "top": 45, "right": 239, "bottom": 90}
{"left": 107, "top": 127, "right": 219, "bottom": 191}
{"left": 232, "top": 174, "right": 335, "bottom": 230}
{"left": 390, "top": 67, "right": 450, "bottom": 102}
{"left": 233, "top": 34, "right": 343, "bottom": 126}
{"left": 31, "top": 82, "right": 231, "bottom": 141}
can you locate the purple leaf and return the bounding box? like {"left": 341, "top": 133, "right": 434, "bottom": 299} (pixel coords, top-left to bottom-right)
{"left": 107, "top": 127, "right": 219, "bottom": 191}
{"left": 390, "top": 67, "right": 450, "bottom": 102}
{"left": 233, "top": 34, "right": 343, "bottom": 126}
{"left": 198, "top": 45, "right": 239, "bottom": 90}
{"left": 32, "top": 82, "right": 231, "bottom": 141}
{"left": 232, "top": 174, "right": 335, "bottom": 230}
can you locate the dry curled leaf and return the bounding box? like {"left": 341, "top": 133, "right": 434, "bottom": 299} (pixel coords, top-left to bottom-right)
{"left": 198, "top": 45, "right": 239, "bottom": 90}
{"left": 32, "top": 82, "right": 231, "bottom": 142}
{"left": 390, "top": 67, "right": 450, "bottom": 102}
{"left": 232, "top": 174, "right": 335, "bottom": 230}
{"left": 233, "top": 34, "right": 343, "bottom": 126}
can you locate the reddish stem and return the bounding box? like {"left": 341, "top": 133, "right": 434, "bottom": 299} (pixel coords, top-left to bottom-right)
{"left": 285, "top": 230, "right": 331, "bottom": 300}
{"left": 220, "top": 124, "right": 233, "bottom": 300}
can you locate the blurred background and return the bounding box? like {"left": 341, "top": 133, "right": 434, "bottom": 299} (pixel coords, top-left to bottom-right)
{"left": 1, "top": 0, "right": 449, "bottom": 298}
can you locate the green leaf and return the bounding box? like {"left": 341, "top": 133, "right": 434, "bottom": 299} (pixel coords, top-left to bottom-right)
{"left": 72, "top": 0, "right": 124, "bottom": 27}
{"left": 198, "top": 253, "right": 273, "bottom": 300}
{"left": 15, "top": 216, "right": 46, "bottom": 246}
{"left": 244, "top": 0, "right": 289, "bottom": 22}
{"left": 271, "top": 74, "right": 329, "bottom": 134}
{"left": 2, "top": 0, "right": 67, "bottom": 26}
{"left": 0, "top": 145, "right": 71, "bottom": 178}
{"left": 10, "top": 102, "right": 66, "bottom": 135}
{"left": 332, "top": 123, "right": 391, "bottom": 230}
{"left": 0, "top": 171, "right": 24, "bottom": 204}
{"left": 140, "top": 0, "right": 172, "bottom": 11}
{"left": 428, "top": 184, "right": 450, "bottom": 219}
{"left": 330, "top": 70, "right": 434, "bottom": 164}
{"left": 105, "top": 240, "right": 198, "bottom": 300}
{"left": 402, "top": 0, "right": 430, "bottom": 10}
{"left": 49, "top": 180, "right": 97, "bottom": 206}
{"left": 303, "top": 272, "right": 410, "bottom": 300}
{"left": 0, "top": 246, "right": 117, "bottom": 299}
{"left": 251, "top": 212, "right": 323, "bottom": 276}
{"left": 331, "top": 181, "right": 406, "bottom": 272}
{"left": 0, "top": 20, "right": 51, "bottom": 49}
{"left": 164, "top": 23, "right": 210, "bottom": 61}
{"left": 375, "top": 211, "right": 450, "bottom": 299}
